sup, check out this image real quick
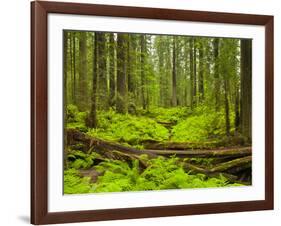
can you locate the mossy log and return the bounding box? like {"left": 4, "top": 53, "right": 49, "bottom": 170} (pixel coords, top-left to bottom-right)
{"left": 67, "top": 129, "right": 252, "bottom": 184}
{"left": 146, "top": 147, "right": 251, "bottom": 158}
{"left": 143, "top": 136, "right": 248, "bottom": 150}
{"left": 67, "top": 128, "right": 157, "bottom": 158}
{"left": 209, "top": 156, "right": 252, "bottom": 173}
{"left": 67, "top": 129, "right": 251, "bottom": 159}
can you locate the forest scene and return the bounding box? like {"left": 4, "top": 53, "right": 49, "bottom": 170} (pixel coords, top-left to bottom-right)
{"left": 63, "top": 30, "right": 252, "bottom": 194}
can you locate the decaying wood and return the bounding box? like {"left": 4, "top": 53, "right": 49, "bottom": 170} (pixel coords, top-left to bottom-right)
{"left": 146, "top": 147, "right": 251, "bottom": 158}
{"left": 143, "top": 136, "right": 248, "bottom": 150}
{"left": 67, "top": 129, "right": 251, "bottom": 159}
{"left": 67, "top": 129, "right": 252, "bottom": 183}
{"left": 79, "top": 169, "right": 104, "bottom": 183}
{"left": 182, "top": 156, "right": 252, "bottom": 174}
{"left": 209, "top": 156, "right": 252, "bottom": 173}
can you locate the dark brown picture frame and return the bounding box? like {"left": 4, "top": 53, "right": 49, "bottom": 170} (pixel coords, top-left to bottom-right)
{"left": 31, "top": 1, "right": 274, "bottom": 224}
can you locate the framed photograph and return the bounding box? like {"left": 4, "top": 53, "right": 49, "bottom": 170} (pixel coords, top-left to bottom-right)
{"left": 31, "top": 1, "right": 274, "bottom": 224}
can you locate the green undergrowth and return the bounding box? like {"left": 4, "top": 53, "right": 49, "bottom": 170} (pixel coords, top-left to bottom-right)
{"left": 87, "top": 110, "right": 169, "bottom": 146}
{"left": 64, "top": 155, "right": 243, "bottom": 194}
{"left": 172, "top": 105, "right": 235, "bottom": 142}
{"left": 66, "top": 104, "right": 88, "bottom": 132}
{"left": 141, "top": 107, "right": 192, "bottom": 123}
{"left": 66, "top": 104, "right": 238, "bottom": 147}
{"left": 64, "top": 105, "right": 245, "bottom": 194}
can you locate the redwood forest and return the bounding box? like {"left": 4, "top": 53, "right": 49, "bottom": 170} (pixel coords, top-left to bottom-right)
{"left": 63, "top": 30, "right": 252, "bottom": 194}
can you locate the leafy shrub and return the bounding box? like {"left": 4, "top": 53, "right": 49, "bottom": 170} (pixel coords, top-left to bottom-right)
{"left": 67, "top": 150, "right": 101, "bottom": 170}
{"left": 87, "top": 110, "right": 169, "bottom": 146}
{"left": 64, "top": 155, "right": 243, "bottom": 194}
{"left": 66, "top": 104, "right": 88, "bottom": 131}
{"left": 83, "top": 157, "right": 240, "bottom": 193}
{"left": 172, "top": 107, "right": 234, "bottom": 142}
{"left": 64, "top": 168, "right": 92, "bottom": 194}
{"left": 142, "top": 107, "right": 191, "bottom": 123}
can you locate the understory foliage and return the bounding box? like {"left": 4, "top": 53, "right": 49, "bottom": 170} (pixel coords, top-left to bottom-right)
{"left": 64, "top": 155, "right": 242, "bottom": 194}
{"left": 172, "top": 105, "right": 235, "bottom": 142}
{"left": 64, "top": 105, "right": 244, "bottom": 194}
{"left": 87, "top": 109, "right": 169, "bottom": 146}
{"left": 66, "top": 104, "right": 236, "bottom": 145}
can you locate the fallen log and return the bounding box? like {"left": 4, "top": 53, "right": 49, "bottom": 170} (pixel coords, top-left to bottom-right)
{"left": 143, "top": 136, "right": 248, "bottom": 150}
{"left": 227, "top": 162, "right": 252, "bottom": 174}
{"left": 66, "top": 129, "right": 252, "bottom": 184}
{"left": 67, "top": 129, "right": 251, "bottom": 159}
{"left": 182, "top": 162, "right": 239, "bottom": 183}
{"left": 67, "top": 128, "right": 157, "bottom": 158}
{"left": 146, "top": 147, "right": 251, "bottom": 158}
{"left": 209, "top": 156, "right": 252, "bottom": 173}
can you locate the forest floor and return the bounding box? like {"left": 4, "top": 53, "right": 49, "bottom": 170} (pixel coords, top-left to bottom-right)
{"left": 64, "top": 105, "right": 252, "bottom": 194}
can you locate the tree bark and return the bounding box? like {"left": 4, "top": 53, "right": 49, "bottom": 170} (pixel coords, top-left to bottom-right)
{"left": 198, "top": 41, "right": 204, "bottom": 102}
{"left": 223, "top": 77, "right": 230, "bottom": 136}
{"left": 96, "top": 32, "right": 108, "bottom": 110}
{"left": 77, "top": 32, "right": 88, "bottom": 111}
{"left": 193, "top": 38, "right": 197, "bottom": 106}
{"left": 109, "top": 33, "right": 116, "bottom": 107}
{"left": 116, "top": 33, "right": 127, "bottom": 114}
{"left": 189, "top": 38, "right": 194, "bottom": 108}
{"left": 240, "top": 39, "right": 252, "bottom": 141}
{"left": 72, "top": 32, "right": 77, "bottom": 105}
{"left": 145, "top": 147, "right": 251, "bottom": 158}
{"left": 213, "top": 38, "right": 220, "bottom": 111}
{"left": 172, "top": 36, "right": 177, "bottom": 106}
{"left": 87, "top": 34, "right": 98, "bottom": 128}
{"left": 140, "top": 35, "right": 147, "bottom": 110}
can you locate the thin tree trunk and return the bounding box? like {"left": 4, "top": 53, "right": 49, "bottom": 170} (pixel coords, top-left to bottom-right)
{"left": 235, "top": 86, "right": 240, "bottom": 133}
{"left": 223, "top": 77, "right": 230, "bottom": 136}
{"left": 193, "top": 38, "right": 197, "bottom": 106}
{"left": 172, "top": 37, "right": 177, "bottom": 107}
{"left": 109, "top": 33, "right": 116, "bottom": 107}
{"left": 140, "top": 35, "right": 147, "bottom": 110}
{"left": 189, "top": 38, "right": 194, "bottom": 109}
{"left": 213, "top": 38, "right": 220, "bottom": 111}
{"left": 88, "top": 34, "right": 98, "bottom": 128}
{"left": 116, "top": 33, "right": 127, "bottom": 114}
{"left": 72, "top": 32, "right": 77, "bottom": 105}
{"left": 78, "top": 32, "right": 88, "bottom": 111}
{"left": 198, "top": 41, "right": 204, "bottom": 102}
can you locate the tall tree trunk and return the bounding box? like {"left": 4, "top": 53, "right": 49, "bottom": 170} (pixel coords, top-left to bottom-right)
{"left": 189, "top": 38, "right": 194, "bottom": 109}
{"left": 198, "top": 41, "right": 204, "bottom": 102}
{"left": 69, "top": 32, "right": 73, "bottom": 104}
{"left": 140, "top": 35, "right": 147, "bottom": 110}
{"left": 158, "top": 37, "right": 165, "bottom": 107}
{"left": 223, "top": 77, "right": 230, "bottom": 136}
{"left": 172, "top": 36, "right": 177, "bottom": 106}
{"left": 78, "top": 32, "right": 88, "bottom": 111}
{"left": 193, "top": 39, "right": 197, "bottom": 106}
{"left": 240, "top": 39, "right": 252, "bottom": 141}
{"left": 116, "top": 34, "right": 127, "bottom": 114}
{"left": 96, "top": 32, "right": 108, "bottom": 110}
{"left": 213, "top": 38, "right": 220, "bottom": 111}
{"left": 130, "top": 35, "right": 137, "bottom": 98}
{"left": 127, "top": 35, "right": 133, "bottom": 93}
{"left": 72, "top": 32, "right": 77, "bottom": 105}
{"left": 109, "top": 33, "right": 116, "bottom": 107}
{"left": 235, "top": 86, "right": 240, "bottom": 133}
{"left": 88, "top": 34, "right": 98, "bottom": 128}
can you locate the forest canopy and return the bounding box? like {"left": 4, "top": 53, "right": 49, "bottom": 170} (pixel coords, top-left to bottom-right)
{"left": 63, "top": 30, "right": 252, "bottom": 194}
